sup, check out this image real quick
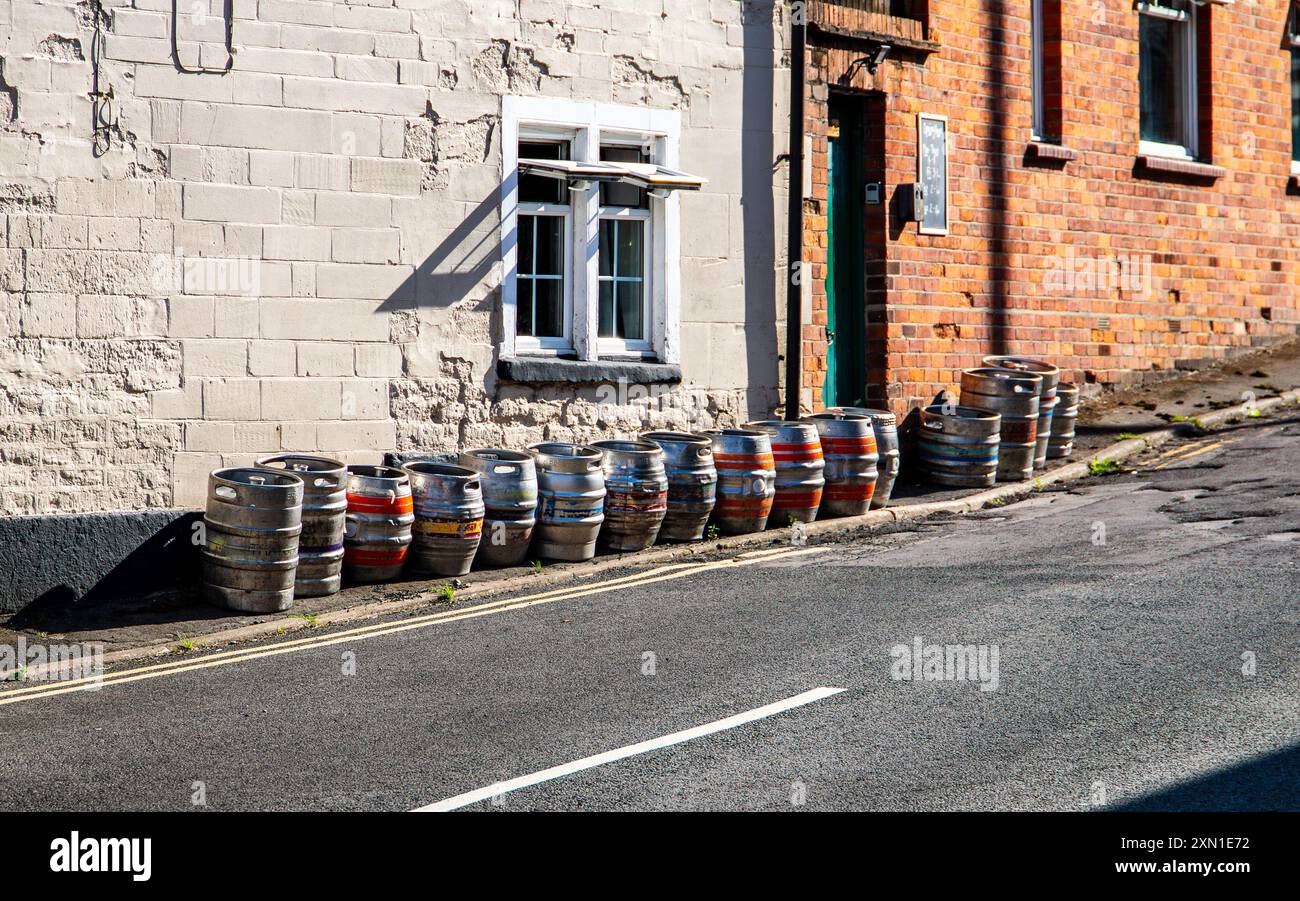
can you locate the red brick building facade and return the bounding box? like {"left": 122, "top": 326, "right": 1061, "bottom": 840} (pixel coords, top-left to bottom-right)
{"left": 800, "top": 0, "right": 1300, "bottom": 417}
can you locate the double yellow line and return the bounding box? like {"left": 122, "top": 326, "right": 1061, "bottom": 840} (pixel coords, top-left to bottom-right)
{"left": 0, "top": 545, "right": 820, "bottom": 708}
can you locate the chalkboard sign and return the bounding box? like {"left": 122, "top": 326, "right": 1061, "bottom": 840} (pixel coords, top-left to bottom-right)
{"left": 917, "top": 113, "right": 948, "bottom": 235}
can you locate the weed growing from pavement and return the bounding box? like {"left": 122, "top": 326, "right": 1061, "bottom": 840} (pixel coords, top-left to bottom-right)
{"left": 985, "top": 496, "right": 1006, "bottom": 507}
{"left": 706, "top": 523, "right": 720, "bottom": 540}
{"left": 530, "top": 560, "right": 543, "bottom": 575}
{"left": 435, "top": 582, "right": 457, "bottom": 605}
{"left": 174, "top": 639, "right": 195, "bottom": 654}
{"left": 1089, "top": 457, "right": 1122, "bottom": 476}
{"left": 1116, "top": 432, "right": 1141, "bottom": 441}
{"left": 291, "top": 612, "right": 319, "bottom": 628}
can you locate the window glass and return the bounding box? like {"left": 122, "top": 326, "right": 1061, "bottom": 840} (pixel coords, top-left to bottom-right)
{"left": 600, "top": 144, "right": 649, "bottom": 209}
{"left": 517, "top": 214, "right": 565, "bottom": 339}
{"left": 1293, "top": 45, "right": 1300, "bottom": 161}
{"left": 519, "top": 140, "right": 568, "bottom": 205}
{"left": 598, "top": 218, "right": 645, "bottom": 341}
{"left": 1139, "top": 8, "right": 1190, "bottom": 149}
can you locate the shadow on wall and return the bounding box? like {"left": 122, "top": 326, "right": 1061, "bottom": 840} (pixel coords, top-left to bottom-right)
{"left": 740, "top": 0, "right": 782, "bottom": 418}
{"left": 2, "top": 511, "right": 207, "bottom": 630}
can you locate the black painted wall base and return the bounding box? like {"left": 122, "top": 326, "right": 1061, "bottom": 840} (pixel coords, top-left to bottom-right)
{"left": 0, "top": 510, "right": 202, "bottom": 616}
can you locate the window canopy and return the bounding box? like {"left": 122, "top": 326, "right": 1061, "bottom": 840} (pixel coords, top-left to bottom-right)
{"left": 518, "top": 158, "right": 707, "bottom": 196}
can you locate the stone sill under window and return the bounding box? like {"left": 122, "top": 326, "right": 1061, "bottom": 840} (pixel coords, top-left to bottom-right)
{"left": 1026, "top": 141, "right": 1077, "bottom": 165}
{"left": 1136, "top": 154, "right": 1224, "bottom": 182}
{"left": 497, "top": 356, "right": 681, "bottom": 385}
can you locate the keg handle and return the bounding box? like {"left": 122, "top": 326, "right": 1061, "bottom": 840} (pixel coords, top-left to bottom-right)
{"left": 492, "top": 464, "right": 517, "bottom": 475}
{"left": 466, "top": 479, "right": 481, "bottom": 493}
{"left": 313, "top": 477, "right": 336, "bottom": 489}
{"left": 215, "top": 485, "right": 237, "bottom": 501}
{"left": 930, "top": 420, "right": 945, "bottom": 431}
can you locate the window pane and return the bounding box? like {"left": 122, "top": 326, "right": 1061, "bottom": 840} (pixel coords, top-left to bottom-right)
{"left": 518, "top": 215, "right": 535, "bottom": 275}
{"left": 516, "top": 279, "right": 535, "bottom": 336}
{"left": 519, "top": 140, "right": 568, "bottom": 205}
{"left": 598, "top": 280, "right": 615, "bottom": 337}
{"left": 616, "top": 220, "right": 644, "bottom": 279}
{"left": 1139, "top": 15, "right": 1188, "bottom": 148}
{"left": 1293, "top": 48, "right": 1300, "bottom": 161}
{"left": 534, "top": 278, "right": 564, "bottom": 339}
{"left": 599, "top": 220, "right": 615, "bottom": 277}
{"left": 600, "top": 145, "right": 648, "bottom": 208}
{"left": 533, "top": 216, "right": 564, "bottom": 276}
{"left": 617, "top": 282, "right": 644, "bottom": 340}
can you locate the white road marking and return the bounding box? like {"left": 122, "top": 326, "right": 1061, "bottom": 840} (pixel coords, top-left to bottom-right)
{"left": 413, "top": 686, "right": 847, "bottom": 812}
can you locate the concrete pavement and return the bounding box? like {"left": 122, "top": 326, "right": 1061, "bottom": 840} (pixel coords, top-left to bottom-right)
{"left": 0, "top": 415, "right": 1297, "bottom": 811}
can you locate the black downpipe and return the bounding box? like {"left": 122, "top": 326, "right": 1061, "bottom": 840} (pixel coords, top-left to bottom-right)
{"left": 783, "top": 5, "right": 807, "bottom": 420}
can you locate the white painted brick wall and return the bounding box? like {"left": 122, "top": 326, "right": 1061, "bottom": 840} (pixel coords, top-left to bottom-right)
{"left": 0, "top": 0, "right": 783, "bottom": 514}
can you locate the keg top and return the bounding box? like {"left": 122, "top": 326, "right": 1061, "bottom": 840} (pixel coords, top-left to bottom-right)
{"left": 964, "top": 367, "right": 1042, "bottom": 386}
{"left": 641, "top": 430, "right": 711, "bottom": 445}
{"left": 403, "top": 461, "right": 479, "bottom": 479}
{"left": 697, "top": 427, "right": 766, "bottom": 438}
{"left": 982, "top": 355, "right": 1060, "bottom": 377}
{"left": 464, "top": 448, "right": 532, "bottom": 464}
{"left": 255, "top": 453, "right": 346, "bottom": 474}
{"left": 833, "top": 406, "right": 898, "bottom": 424}
{"left": 922, "top": 404, "right": 1001, "bottom": 421}
{"left": 805, "top": 411, "right": 869, "bottom": 422}
{"left": 211, "top": 467, "right": 303, "bottom": 489}
{"left": 346, "top": 464, "right": 408, "bottom": 482}
{"left": 1056, "top": 381, "right": 1079, "bottom": 394}
{"left": 528, "top": 441, "right": 604, "bottom": 459}
{"left": 744, "top": 419, "right": 818, "bottom": 435}
{"left": 591, "top": 438, "right": 663, "bottom": 456}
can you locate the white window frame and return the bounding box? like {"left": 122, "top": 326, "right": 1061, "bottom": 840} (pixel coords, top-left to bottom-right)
{"left": 1031, "top": 0, "right": 1045, "bottom": 140}
{"left": 1137, "top": 1, "right": 1199, "bottom": 161}
{"left": 501, "top": 96, "right": 682, "bottom": 364}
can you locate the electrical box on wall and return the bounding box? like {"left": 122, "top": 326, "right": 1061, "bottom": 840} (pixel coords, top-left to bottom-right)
{"left": 865, "top": 182, "right": 882, "bottom": 205}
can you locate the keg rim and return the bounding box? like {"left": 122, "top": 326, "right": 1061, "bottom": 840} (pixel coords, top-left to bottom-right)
{"left": 804, "top": 411, "right": 869, "bottom": 421}
{"left": 831, "top": 406, "right": 898, "bottom": 423}
{"left": 402, "top": 461, "right": 480, "bottom": 479}
{"left": 922, "top": 404, "right": 1002, "bottom": 422}
{"left": 696, "top": 427, "right": 767, "bottom": 438}
{"left": 527, "top": 441, "right": 605, "bottom": 460}
{"left": 463, "top": 448, "right": 534, "bottom": 464}
{"left": 211, "top": 466, "right": 304, "bottom": 489}
{"left": 591, "top": 438, "right": 664, "bottom": 456}
{"left": 963, "top": 367, "right": 1043, "bottom": 385}
{"left": 255, "top": 453, "right": 346, "bottom": 474}
{"left": 743, "top": 419, "right": 818, "bottom": 433}
{"left": 982, "top": 355, "right": 1060, "bottom": 377}
{"left": 346, "top": 464, "right": 409, "bottom": 482}
{"left": 640, "top": 430, "right": 712, "bottom": 446}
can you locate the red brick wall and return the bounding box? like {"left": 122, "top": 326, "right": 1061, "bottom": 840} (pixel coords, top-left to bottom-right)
{"left": 804, "top": 0, "right": 1300, "bottom": 420}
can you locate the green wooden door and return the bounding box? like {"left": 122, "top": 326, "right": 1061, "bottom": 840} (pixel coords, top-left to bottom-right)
{"left": 824, "top": 101, "right": 866, "bottom": 408}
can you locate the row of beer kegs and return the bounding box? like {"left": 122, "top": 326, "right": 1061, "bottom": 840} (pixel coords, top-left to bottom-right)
{"left": 200, "top": 355, "right": 1076, "bottom": 614}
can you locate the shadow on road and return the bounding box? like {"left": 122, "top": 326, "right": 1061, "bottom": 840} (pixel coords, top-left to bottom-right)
{"left": 1109, "top": 741, "right": 1300, "bottom": 811}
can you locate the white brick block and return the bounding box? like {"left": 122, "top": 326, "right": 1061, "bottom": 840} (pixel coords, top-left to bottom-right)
{"left": 355, "top": 343, "right": 403, "bottom": 377}
{"left": 262, "top": 378, "right": 342, "bottom": 420}
{"left": 263, "top": 225, "right": 331, "bottom": 261}
{"left": 259, "top": 299, "right": 390, "bottom": 341}
{"left": 315, "top": 263, "right": 414, "bottom": 301}
{"left": 182, "top": 338, "right": 248, "bottom": 377}
{"left": 249, "top": 151, "right": 295, "bottom": 187}
{"left": 180, "top": 101, "right": 332, "bottom": 152}
{"left": 331, "top": 228, "right": 400, "bottom": 264}
{"left": 317, "top": 419, "right": 397, "bottom": 452}
{"left": 350, "top": 158, "right": 422, "bottom": 196}
{"left": 297, "top": 342, "right": 355, "bottom": 376}
{"left": 248, "top": 339, "right": 298, "bottom": 376}
{"left": 184, "top": 183, "right": 281, "bottom": 224}
{"left": 341, "top": 379, "right": 389, "bottom": 420}
{"left": 202, "top": 379, "right": 262, "bottom": 420}
{"left": 314, "top": 192, "right": 391, "bottom": 228}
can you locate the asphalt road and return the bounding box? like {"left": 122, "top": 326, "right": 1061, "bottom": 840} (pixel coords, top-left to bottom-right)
{"left": 1, "top": 416, "right": 1297, "bottom": 812}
